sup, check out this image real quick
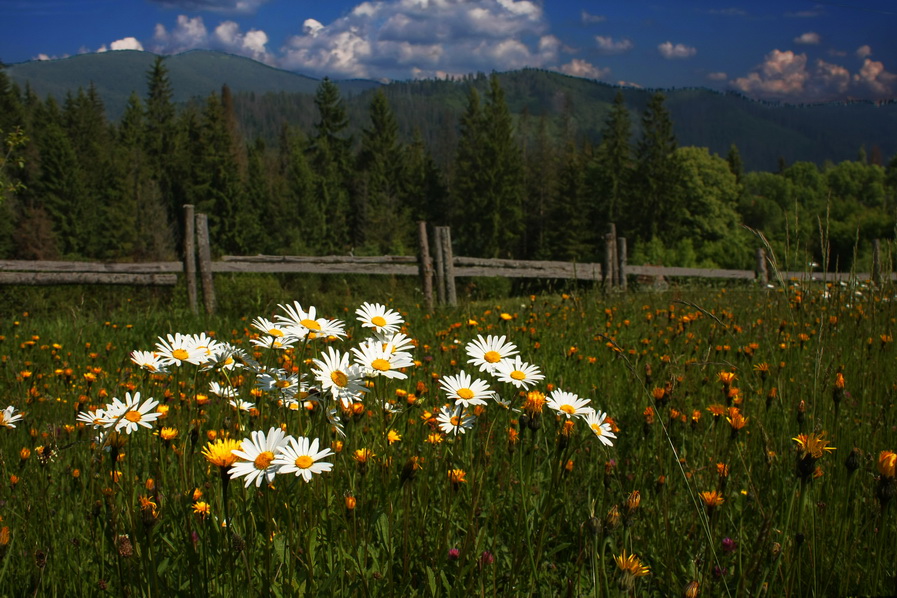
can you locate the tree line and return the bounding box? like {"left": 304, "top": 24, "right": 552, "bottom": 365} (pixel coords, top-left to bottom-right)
{"left": 1, "top": 57, "right": 896, "bottom": 272}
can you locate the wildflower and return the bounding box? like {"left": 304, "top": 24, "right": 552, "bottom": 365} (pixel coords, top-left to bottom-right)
{"left": 614, "top": 549, "right": 650, "bottom": 587}
{"left": 522, "top": 390, "right": 546, "bottom": 415}
{"left": 718, "top": 371, "right": 736, "bottom": 386}
{"left": 356, "top": 302, "right": 404, "bottom": 334}
{"left": 700, "top": 490, "right": 725, "bottom": 510}
{"left": 878, "top": 450, "right": 896, "bottom": 478}
{"left": 448, "top": 468, "right": 467, "bottom": 485}
{"left": 447, "top": 548, "right": 460, "bottom": 561}
{"left": 439, "top": 370, "right": 493, "bottom": 408}
{"left": 492, "top": 356, "right": 544, "bottom": 390}
{"left": 274, "top": 301, "right": 346, "bottom": 340}
{"left": 157, "top": 427, "right": 178, "bottom": 442}
{"left": 465, "top": 335, "right": 519, "bottom": 373}
{"left": 130, "top": 350, "right": 169, "bottom": 374}
{"left": 230, "top": 427, "right": 290, "bottom": 488}
{"left": 209, "top": 382, "right": 238, "bottom": 398}
{"left": 155, "top": 333, "right": 206, "bottom": 367}
{"left": 273, "top": 436, "right": 334, "bottom": 483}
{"left": 387, "top": 429, "right": 402, "bottom": 445}
{"left": 625, "top": 490, "right": 641, "bottom": 513}
{"left": 106, "top": 393, "right": 160, "bottom": 435}
{"left": 684, "top": 581, "right": 700, "bottom": 598}
{"left": 722, "top": 537, "right": 737, "bottom": 553}
{"left": 726, "top": 410, "right": 747, "bottom": 437}
{"left": 0, "top": 406, "right": 24, "bottom": 428}
{"left": 583, "top": 410, "right": 616, "bottom": 446}
{"left": 353, "top": 448, "right": 375, "bottom": 464}
{"left": 352, "top": 342, "right": 414, "bottom": 380}
{"left": 202, "top": 438, "right": 242, "bottom": 471}
{"left": 229, "top": 398, "right": 255, "bottom": 412}
{"left": 193, "top": 502, "right": 211, "bottom": 520}
{"left": 436, "top": 406, "right": 476, "bottom": 435}
{"left": 312, "top": 346, "right": 367, "bottom": 408}
{"left": 546, "top": 389, "right": 594, "bottom": 419}
{"left": 344, "top": 495, "right": 357, "bottom": 511}
{"left": 425, "top": 432, "right": 444, "bottom": 444}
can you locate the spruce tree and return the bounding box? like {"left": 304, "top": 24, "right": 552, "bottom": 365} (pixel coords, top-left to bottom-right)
{"left": 591, "top": 91, "right": 633, "bottom": 228}
{"left": 633, "top": 92, "right": 677, "bottom": 242}
{"left": 310, "top": 78, "right": 352, "bottom": 252}
{"left": 144, "top": 56, "right": 181, "bottom": 244}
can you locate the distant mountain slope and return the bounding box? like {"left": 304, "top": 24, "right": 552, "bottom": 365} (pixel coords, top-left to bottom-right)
{"left": 7, "top": 51, "right": 897, "bottom": 171}
{"left": 6, "top": 50, "right": 379, "bottom": 119}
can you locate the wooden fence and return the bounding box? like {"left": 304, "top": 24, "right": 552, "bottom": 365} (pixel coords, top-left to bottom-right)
{"left": 0, "top": 206, "right": 891, "bottom": 314}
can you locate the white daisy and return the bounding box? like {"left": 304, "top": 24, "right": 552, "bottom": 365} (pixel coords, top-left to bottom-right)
{"left": 0, "top": 405, "right": 25, "bottom": 428}
{"left": 186, "top": 332, "right": 219, "bottom": 363}
{"left": 492, "top": 356, "right": 544, "bottom": 390}
{"left": 546, "top": 389, "right": 594, "bottom": 419}
{"left": 273, "top": 436, "right": 334, "bottom": 483}
{"left": 352, "top": 342, "right": 415, "bottom": 380}
{"left": 370, "top": 330, "right": 416, "bottom": 355}
{"left": 229, "top": 398, "right": 255, "bottom": 412}
{"left": 76, "top": 407, "right": 107, "bottom": 429}
{"left": 583, "top": 410, "right": 616, "bottom": 447}
{"left": 256, "top": 370, "right": 302, "bottom": 398}
{"left": 466, "top": 335, "right": 519, "bottom": 373}
{"left": 439, "top": 371, "right": 494, "bottom": 408}
{"left": 130, "top": 350, "right": 169, "bottom": 374}
{"left": 436, "top": 405, "right": 476, "bottom": 435}
{"left": 311, "top": 346, "right": 367, "bottom": 408}
{"left": 356, "top": 302, "right": 404, "bottom": 334}
{"left": 155, "top": 333, "right": 206, "bottom": 367}
{"left": 274, "top": 302, "right": 346, "bottom": 340}
{"left": 209, "top": 381, "right": 238, "bottom": 398}
{"left": 230, "top": 427, "right": 291, "bottom": 488}
{"left": 107, "top": 392, "right": 161, "bottom": 435}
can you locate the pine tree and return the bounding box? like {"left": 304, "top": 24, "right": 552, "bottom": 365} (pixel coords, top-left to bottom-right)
{"left": 633, "top": 92, "right": 677, "bottom": 242}
{"left": 591, "top": 91, "right": 633, "bottom": 229}
{"left": 144, "top": 56, "right": 181, "bottom": 244}
{"left": 726, "top": 143, "right": 744, "bottom": 184}
{"left": 310, "top": 78, "right": 352, "bottom": 252}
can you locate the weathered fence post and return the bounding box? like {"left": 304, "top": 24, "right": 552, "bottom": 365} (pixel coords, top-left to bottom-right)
{"left": 183, "top": 205, "right": 198, "bottom": 313}
{"left": 617, "top": 237, "right": 627, "bottom": 292}
{"left": 433, "top": 227, "right": 446, "bottom": 305}
{"left": 439, "top": 226, "right": 457, "bottom": 306}
{"left": 604, "top": 230, "right": 616, "bottom": 290}
{"left": 417, "top": 221, "right": 434, "bottom": 311}
{"left": 872, "top": 239, "right": 882, "bottom": 286}
{"left": 195, "top": 213, "right": 216, "bottom": 314}
{"left": 755, "top": 248, "right": 769, "bottom": 285}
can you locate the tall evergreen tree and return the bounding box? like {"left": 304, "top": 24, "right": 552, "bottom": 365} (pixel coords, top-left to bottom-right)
{"left": 144, "top": 56, "right": 180, "bottom": 245}
{"left": 633, "top": 92, "right": 677, "bottom": 242}
{"left": 310, "top": 78, "right": 352, "bottom": 252}
{"left": 591, "top": 91, "right": 632, "bottom": 228}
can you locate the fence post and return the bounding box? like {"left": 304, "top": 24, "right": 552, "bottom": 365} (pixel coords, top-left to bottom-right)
{"left": 440, "top": 226, "right": 457, "bottom": 306}
{"left": 617, "top": 237, "right": 627, "bottom": 292}
{"left": 417, "top": 221, "right": 434, "bottom": 311}
{"left": 183, "top": 205, "right": 198, "bottom": 313}
{"left": 433, "top": 227, "right": 446, "bottom": 305}
{"left": 604, "top": 232, "right": 616, "bottom": 290}
{"left": 195, "top": 213, "right": 216, "bottom": 315}
{"left": 872, "top": 239, "right": 882, "bottom": 286}
{"left": 755, "top": 248, "right": 769, "bottom": 285}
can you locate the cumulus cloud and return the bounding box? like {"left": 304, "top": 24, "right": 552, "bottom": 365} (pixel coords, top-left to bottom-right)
{"left": 595, "top": 36, "right": 633, "bottom": 55}
{"left": 581, "top": 10, "right": 606, "bottom": 24}
{"left": 149, "top": 0, "right": 270, "bottom": 14}
{"left": 658, "top": 41, "right": 696, "bottom": 59}
{"left": 794, "top": 32, "right": 820, "bottom": 45}
{"left": 856, "top": 45, "right": 872, "bottom": 58}
{"left": 280, "top": 0, "right": 558, "bottom": 79}
{"left": 557, "top": 59, "right": 609, "bottom": 80}
{"left": 731, "top": 48, "right": 896, "bottom": 101}
{"left": 707, "top": 71, "right": 727, "bottom": 81}
{"left": 152, "top": 14, "right": 274, "bottom": 63}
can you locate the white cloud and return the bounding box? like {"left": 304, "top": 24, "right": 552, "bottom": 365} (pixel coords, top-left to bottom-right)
{"left": 151, "top": 14, "right": 273, "bottom": 63}
{"left": 595, "top": 36, "right": 633, "bottom": 55}
{"left": 856, "top": 45, "right": 872, "bottom": 58}
{"left": 731, "top": 48, "right": 896, "bottom": 101}
{"left": 153, "top": 15, "right": 209, "bottom": 54}
{"left": 794, "top": 32, "right": 820, "bottom": 45}
{"left": 581, "top": 10, "right": 606, "bottom": 24}
{"left": 110, "top": 37, "right": 145, "bottom": 51}
{"left": 280, "top": 0, "right": 558, "bottom": 79}
{"left": 658, "top": 41, "right": 696, "bottom": 59}
{"left": 557, "top": 59, "right": 609, "bottom": 80}
{"left": 707, "top": 71, "right": 727, "bottom": 81}
{"left": 148, "top": 0, "right": 270, "bottom": 14}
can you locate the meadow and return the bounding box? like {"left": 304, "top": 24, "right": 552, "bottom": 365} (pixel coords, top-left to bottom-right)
{"left": 0, "top": 279, "right": 895, "bottom": 597}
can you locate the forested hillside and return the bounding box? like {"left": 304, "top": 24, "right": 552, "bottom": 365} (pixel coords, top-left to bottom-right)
{"left": 1, "top": 56, "right": 896, "bottom": 272}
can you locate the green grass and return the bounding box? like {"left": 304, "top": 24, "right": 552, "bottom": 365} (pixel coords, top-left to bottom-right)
{"left": 0, "top": 282, "right": 895, "bottom": 596}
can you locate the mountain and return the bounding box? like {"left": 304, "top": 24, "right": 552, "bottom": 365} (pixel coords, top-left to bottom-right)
{"left": 7, "top": 50, "right": 897, "bottom": 172}
{"left": 5, "top": 50, "right": 380, "bottom": 119}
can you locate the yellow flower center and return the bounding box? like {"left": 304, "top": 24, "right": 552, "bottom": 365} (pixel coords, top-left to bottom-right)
{"left": 484, "top": 351, "right": 501, "bottom": 363}
{"left": 372, "top": 358, "right": 391, "bottom": 372}
{"left": 331, "top": 370, "right": 349, "bottom": 387}
{"left": 591, "top": 424, "right": 604, "bottom": 436}
{"left": 301, "top": 319, "right": 321, "bottom": 331}
{"left": 254, "top": 451, "right": 275, "bottom": 470}
{"left": 295, "top": 455, "right": 314, "bottom": 469}
{"left": 268, "top": 328, "right": 284, "bottom": 337}
{"left": 275, "top": 380, "right": 291, "bottom": 389}
{"left": 510, "top": 370, "right": 526, "bottom": 381}
{"left": 124, "top": 410, "right": 142, "bottom": 423}
{"left": 560, "top": 404, "right": 576, "bottom": 415}
{"left": 450, "top": 416, "right": 461, "bottom": 426}
{"left": 371, "top": 316, "right": 387, "bottom": 327}
{"left": 172, "top": 348, "right": 189, "bottom": 361}
{"left": 457, "top": 388, "right": 475, "bottom": 400}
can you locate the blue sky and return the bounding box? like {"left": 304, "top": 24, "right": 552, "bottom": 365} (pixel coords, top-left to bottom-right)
{"left": 1, "top": 0, "right": 895, "bottom": 103}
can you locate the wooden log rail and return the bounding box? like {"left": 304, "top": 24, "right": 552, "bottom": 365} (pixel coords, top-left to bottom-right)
{"left": 0, "top": 260, "right": 181, "bottom": 285}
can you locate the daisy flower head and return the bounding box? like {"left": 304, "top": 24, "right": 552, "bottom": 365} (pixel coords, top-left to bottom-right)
{"left": 493, "top": 356, "right": 544, "bottom": 390}
{"left": 583, "top": 410, "right": 617, "bottom": 446}
{"left": 274, "top": 302, "right": 346, "bottom": 340}
{"left": 0, "top": 406, "right": 24, "bottom": 429}
{"left": 229, "top": 399, "right": 256, "bottom": 412}
{"left": 76, "top": 407, "right": 107, "bottom": 429}
{"left": 202, "top": 342, "right": 251, "bottom": 372}
{"left": 439, "top": 371, "right": 494, "bottom": 408}
{"left": 186, "top": 332, "right": 219, "bottom": 364}
{"left": 312, "top": 346, "right": 367, "bottom": 408}
{"left": 466, "top": 335, "right": 519, "bottom": 373}
{"left": 155, "top": 333, "right": 207, "bottom": 367}
{"left": 436, "top": 405, "right": 476, "bottom": 436}
{"left": 230, "top": 427, "right": 290, "bottom": 488}
{"left": 273, "top": 436, "right": 334, "bottom": 483}
{"left": 209, "top": 381, "right": 238, "bottom": 398}
{"left": 356, "top": 302, "right": 404, "bottom": 334}
{"left": 256, "top": 369, "right": 303, "bottom": 398}
{"left": 546, "top": 389, "right": 594, "bottom": 419}
{"left": 352, "top": 342, "right": 415, "bottom": 380}
{"left": 130, "top": 350, "right": 169, "bottom": 374}
{"left": 109, "top": 392, "right": 161, "bottom": 435}
{"left": 370, "top": 330, "right": 416, "bottom": 355}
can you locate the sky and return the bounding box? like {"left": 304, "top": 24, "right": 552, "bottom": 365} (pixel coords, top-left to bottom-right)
{"left": 1, "top": 0, "right": 896, "bottom": 103}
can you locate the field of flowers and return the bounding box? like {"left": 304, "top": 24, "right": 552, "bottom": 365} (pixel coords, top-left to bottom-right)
{"left": 0, "top": 283, "right": 895, "bottom": 596}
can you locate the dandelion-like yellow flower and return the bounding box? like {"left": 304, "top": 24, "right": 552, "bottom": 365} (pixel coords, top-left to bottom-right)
{"left": 523, "top": 390, "right": 546, "bottom": 415}
{"left": 193, "top": 501, "right": 211, "bottom": 520}
{"left": 717, "top": 371, "right": 736, "bottom": 386}
{"left": 793, "top": 432, "right": 836, "bottom": 460}
{"left": 353, "top": 448, "right": 375, "bottom": 463}
{"left": 614, "top": 549, "right": 650, "bottom": 578}
{"left": 448, "top": 468, "right": 467, "bottom": 484}
{"left": 202, "top": 438, "right": 242, "bottom": 469}
{"left": 700, "top": 490, "right": 725, "bottom": 509}
{"left": 878, "top": 450, "right": 896, "bottom": 478}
